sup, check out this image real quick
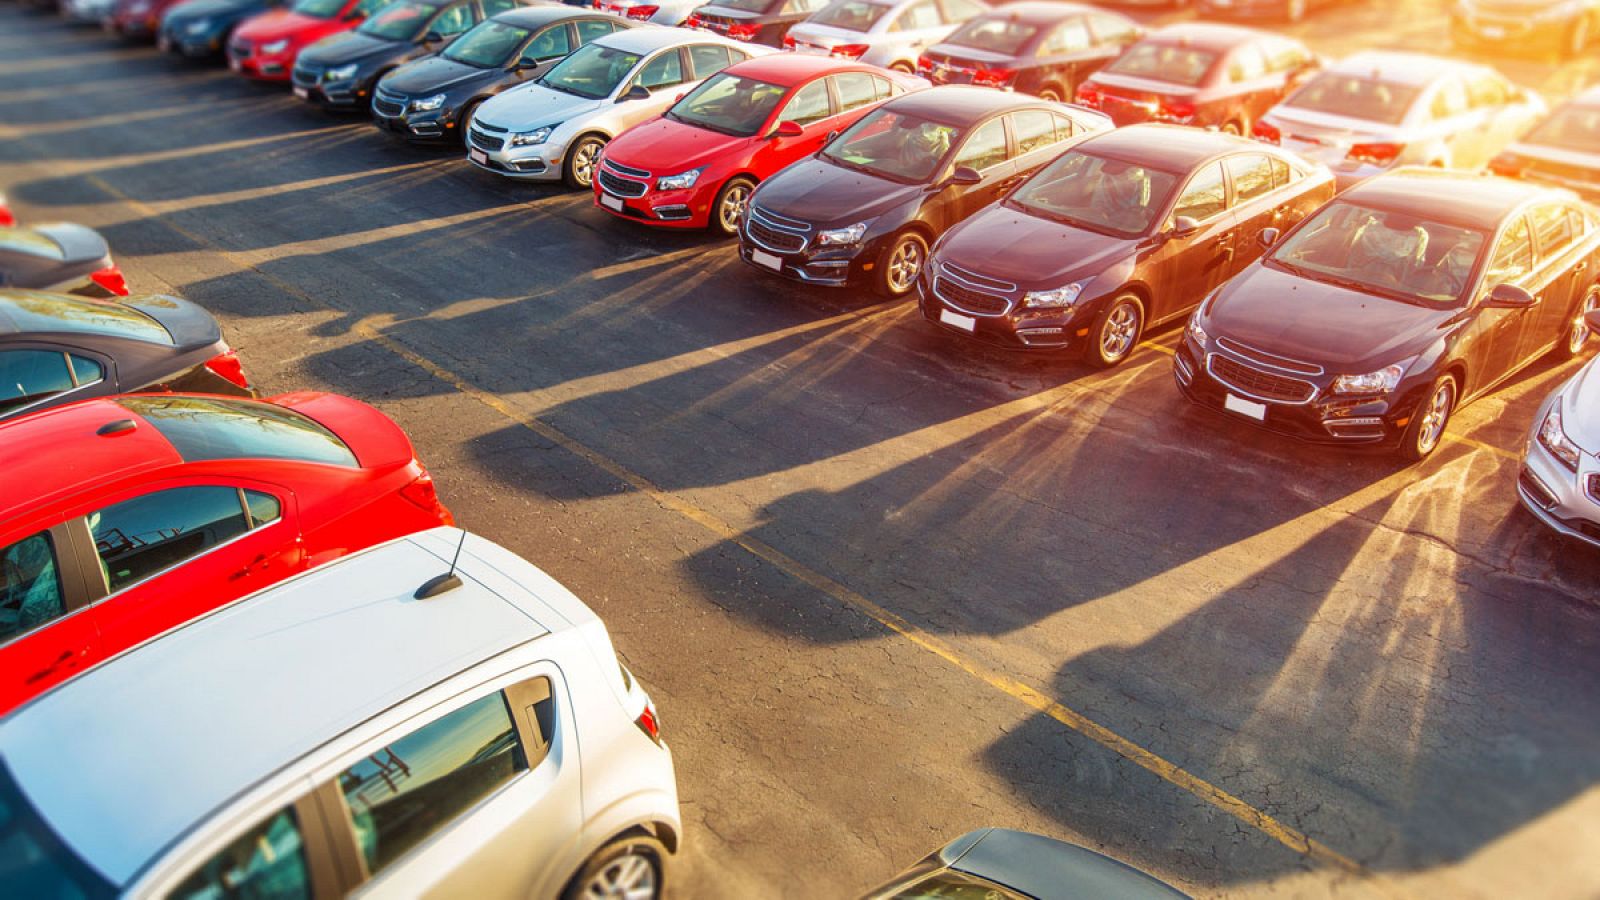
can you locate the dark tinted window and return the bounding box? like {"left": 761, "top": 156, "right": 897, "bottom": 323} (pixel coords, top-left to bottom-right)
{"left": 118, "top": 396, "right": 359, "bottom": 467}
{"left": 0, "top": 351, "right": 76, "bottom": 416}
{"left": 821, "top": 109, "right": 963, "bottom": 182}
{"left": 340, "top": 693, "right": 527, "bottom": 874}
{"left": 635, "top": 49, "right": 684, "bottom": 89}
{"left": 1011, "top": 150, "right": 1181, "bottom": 237}
{"left": 481, "top": 0, "right": 515, "bottom": 13}
{"left": 946, "top": 18, "right": 1038, "bottom": 55}
{"left": 671, "top": 73, "right": 787, "bottom": 136}
{"left": 574, "top": 18, "right": 614, "bottom": 43}
{"left": 245, "top": 490, "right": 283, "bottom": 527}
{"left": 833, "top": 72, "right": 887, "bottom": 112}
{"left": 1010, "top": 109, "right": 1057, "bottom": 154}
{"left": 1487, "top": 217, "right": 1534, "bottom": 284}
{"left": 0, "top": 293, "right": 171, "bottom": 344}
{"left": 1275, "top": 201, "right": 1488, "bottom": 306}
{"left": 1530, "top": 204, "right": 1577, "bottom": 262}
{"left": 1173, "top": 162, "right": 1226, "bottom": 221}
{"left": 1526, "top": 102, "right": 1600, "bottom": 153}
{"left": 0, "top": 763, "right": 115, "bottom": 900}
{"left": 0, "top": 532, "right": 65, "bottom": 645}
{"left": 445, "top": 20, "right": 533, "bottom": 66}
{"left": 358, "top": 1, "right": 433, "bottom": 38}
{"left": 91, "top": 487, "right": 252, "bottom": 593}
{"left": 170, "top": 808, "right": 310, "bottom": 900}
{"left": 1040, "top": 19, "right": 1090, "bottom": 56}
{"left": 521, "top": 24, "right": 570, "bottom": 62}
{"left": 1226, "top": 154, "right": 1275, "bottom": 203}
{"left": 430, "top": 2, "right": 476, "bottom": 37}
{"left": 782, "top": 79, "right": 833, "bottom": 126}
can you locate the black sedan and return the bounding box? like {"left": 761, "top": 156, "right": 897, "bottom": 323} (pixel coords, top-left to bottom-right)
{"left": 1492, "top": 84, "right": 1600, "bottom": 204}
{"left": 862, "top": 828, "right": 1190, "bottom": 899}
{"left": 1177, "top": 170, "right": 1600, "bottom": 460}
{"left": 373, "top": 7, "right": 628, "bottom": 143}
{"left": 687, "top": 0, "right": 825, "bottom": 48}
{"left": 922, "top": 124, "right": 1334, "bottom": 366}
{"left": 917, "top": 2, "right": 1141, "bottom": 102}
{"left": 1, "top": 224, "right": 126, "bottom": 298}
{"left": 159, "top": 0, "right": 284, "bottom": 59}
{"left": 0, "top": 290, "right": 254, "bottom": 422}
{"left": 739, "top": 86, "right": 1112, "bottom": 298}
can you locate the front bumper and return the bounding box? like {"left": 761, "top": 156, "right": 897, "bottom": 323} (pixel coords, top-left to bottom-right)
{"left": 292, "top": 67, "right": 366, "bottom": 109}
{"left": 737, "top": 226, "right": 875, "bottom": 288}
{"left": 593, "top": 163, "right": 709, "bottom": 228}
{"left": 465, "top": 125, "right": 564, "bottom": 180}
{"left": 159, "top": 24, "right": 228, "bottom": 56}
{"left": 373, "top": 106, "right": 454, "bottom": 140}
{"left": 108, "top": 12, "right": 159, "bottom": 36}
{"left": 1518, "top": 397, "right": 1600, "bottom": 548}
{"left": 228, "top": 42, "right": 295, "bottom": 80}
{"left": 916, "top": 271, "right": 1086, "bottom": 351}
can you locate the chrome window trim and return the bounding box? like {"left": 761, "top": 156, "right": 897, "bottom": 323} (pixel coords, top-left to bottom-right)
{"left": 0, "top": 375, "right": 105, "bottom": 423}
{"left": 939, "top": 260, "right": 1017, "bottom": 293}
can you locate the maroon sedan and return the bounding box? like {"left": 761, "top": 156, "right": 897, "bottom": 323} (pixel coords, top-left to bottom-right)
{"left": 1074, "top": 24, "right": 1318, "bottom": 136}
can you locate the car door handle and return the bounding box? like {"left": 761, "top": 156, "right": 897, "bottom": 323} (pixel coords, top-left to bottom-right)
{"left": 25, "top": 650, "right": 76, "bottom": 685}
{"left": 232, "top": 553, "right": 271, "bottom": 579}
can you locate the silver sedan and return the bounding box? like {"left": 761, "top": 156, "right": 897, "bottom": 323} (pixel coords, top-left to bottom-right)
{"left": 1520, "top": 310, "right": 1600, "bottom": 549}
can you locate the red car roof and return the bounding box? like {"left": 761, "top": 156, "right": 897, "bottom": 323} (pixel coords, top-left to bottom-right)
{"left": 721, "top": 54, "right": 882, "bottom": 87}
{"left": 0, "top": 398, "right": 180, "bottom": 522}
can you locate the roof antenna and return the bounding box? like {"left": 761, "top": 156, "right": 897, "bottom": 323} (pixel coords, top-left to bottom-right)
{"left": 414, "top": 531, "right": 467, "bottom": 600}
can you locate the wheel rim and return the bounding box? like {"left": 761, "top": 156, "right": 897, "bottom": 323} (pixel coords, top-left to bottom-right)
{"left": 578, "top": 851, "right": 656, "bottom": 900}
{"left": 1570, "top": 291, "right": 1599, "bottom": 354}
{"left": 719, "top": 183, "right": 750, "bottom": 232}
{"left": 1222, "top": 122, "right": 1241, "bottom": 136}
{"left": 887, "top": 237, "right": 923, "bottom": 293}
{"left": 1101, "top": 301, "right": 1139, "bottom": 361}
{"left": 1040, "top": 87, "right": 1061, "bottom": 101}
{"left": 572, "top": 141, "right": 601, "bottom": 187}
{"left": 1416, "top": 381, "right": 1454, "bottom": 455}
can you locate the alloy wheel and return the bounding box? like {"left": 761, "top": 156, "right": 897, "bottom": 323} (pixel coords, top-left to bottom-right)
{"left": 1100, "top": 300, "right": 1140, "bottom": 363}
{"left": 1569, "top": 290, "right": 1600, "bottom": 355}
{"left": 1416, "top": 379, "right": 1454, "bottom": 457}
{"left": 569, "top": 139, "right": 603, "bottom": 189}
{"left": 576, "top": 851, "right": 657, "bottom": 900}
{"left": 886, "top": 237, "right": 923, "bottom": 294}
{"left": 718, "top": 182, "right": 751, "bottom": 233}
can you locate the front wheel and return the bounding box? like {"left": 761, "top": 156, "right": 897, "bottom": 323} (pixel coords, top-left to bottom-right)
{"left": 873, "top": 230, "right": 927, "bottom": 299}
{"left": 889, "top": 61, "right": 915, "bottom": 74}
{"left": 1399, "top": 375, "right": 1456, "bottom": 462}
{"left": 1037, "top": 84, "right": 1064, "bottom": 102}
{"left": 1087, "top": 294, "right": 1145, "bottom": 368}
{"left": 564, "top": 134, "right": 606, "bottom": 190}
{"left": 711, "top": 176, "right": 755, "bottom": 236}
{"left": 456, "top": 100, "right": 481, "bottom": 146}
{"left": 562, "top": 835, "right": 666, "bottom": 900}
{"left": 1555, "top": 285, "right": 1600, "bottom": 359}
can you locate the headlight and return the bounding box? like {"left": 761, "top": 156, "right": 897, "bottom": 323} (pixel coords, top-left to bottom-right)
{"left": 1538, "top": 404, "right": 1583, "bottom": 471}
{"left": 816, "top": 221, "right": 869, "bottom": 246}
{"left": 410, "top": 93, "right": 446, "bottom": 112}
{"left": 184, "top": 17, "right": 210, "bottom": 33}
{"left": 508, "top": 125, "right": 555, "bottom": 146}
{"left": 656, "top": 167, "right": 705, "bottom": 191}
{"left": 1186, "top": 316, "right": 1209, "bottom": 347}
{"left": 261, "top": 38, "right": 290, "bottom": 54}
{"left": 1022, "top": 282, "right": 1085, "bottom": 309}
{"left": 325, "top": 62, "right": 358, "bottom": 81}
{"left": 1330, "top": 363, "right": 1405, "bottom": 395}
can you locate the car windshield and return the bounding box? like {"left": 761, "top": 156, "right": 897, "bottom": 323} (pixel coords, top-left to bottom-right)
{"left": 1283, "top": 74, "right": 1421, "bottom": 125}
{"left": 1009, "top": 150, "right": 1180, "bottom": 237}
{"left": 820, "top": 108, "right": 962, "bottom": 183}
{"left": 1271, "top": 201, "right": 1488, "bottom": 307}
{"left": 0, "top": 763, "right": 115, "bottom": 900}
{"left": 291, "top": 0, "right": 344, "bottom": 18}
{"left": 119, "top": 395, "right": 360, "bottom": 466}
{"left": 887, "top": 869, "right": 1029, "bottom": 899}
{"left": 1524, "top": 103, "right": 1600, "bottom": 153}
{"left": 444, "top": 20, "right": 531, "bottom": 67}
{"left": 0, "top": 292, "right": 172, "bottom": 344}
{"left": 539, "top": 42, "right": 641, "bottom": 99}
{"left": 945, "top": 18, "right": 1038, "bottom": 55}
{"left": 806, "top": 0, "right": 887, "bottom": 31}
{"left": 1102, "top": 41, "right": 1217, "bottom": 87}
{"left": 358, "top": 1, "right": 432, "bottom": 39}
{"left": 0, "top": 228, "right": 65, "bottom": 260}
{"left": 667, "top": 72, "right": 787, "bottom": 136}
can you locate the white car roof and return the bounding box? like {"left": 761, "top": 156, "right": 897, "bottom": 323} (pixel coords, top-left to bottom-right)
{"left": 1327, "top": 51, "right": 1484, "bottom": 86}
{"left": 0, "top": 529, "right": 567, "bottom": 888}
{"left": 596, "top": 23, "right": 742, "bottom": 52}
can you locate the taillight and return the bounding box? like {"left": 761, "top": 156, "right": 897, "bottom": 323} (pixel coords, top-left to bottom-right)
{"left": 1347, "top": 142, "right": 1403, "bottom": 166}
{"left": 1251, "top": 119, "right": 1281, "bottom": 144}
{"left": 203, "top": 348, "right": 251, "bottom": 390}
{"left": 0, "top": 205, "right": 12, "bottom": 227}
{"left": 782, "top": 34, "right": 795, "bottom": 48}
{"left": 89, "top": 265, "right": 129, "bottom": 296}
{"left": 626, "top": 3, "right": 657, "bottom": 18}
{"left": 829, "top": 43, "right": 869, "bottom": 59}
{"left": 1075, "top": 83, "right": 1102, "bottom": 107}
{"left": 684, "top": 10, "right": 701, "bottom": 26}
{"left": 726, "top": 21, "right": 760, "bottom": 39}
{"left": 1157, "top": 99, "right": 1196, "bottom": 121}
{"left": 1489, "top": 153, "right": 1522, "bottom": 178}
{"left": 635, "top": 700, "right": 662, "bottom": 745}
{"left": 971, "top": 67, "right": 1015, "bottom": 89}
{"left": 399, "top": 472, "right": 453, "bottom": 524}
{"left": 915, "top": 54, "right": 932, "bottom": 74}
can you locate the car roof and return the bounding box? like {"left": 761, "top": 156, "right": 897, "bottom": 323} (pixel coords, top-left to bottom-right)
{"left": 1075, "top": 123, "right": 1273, "bottom": 172}
{"left": 1343, "top": 168, "right": 1566, "bottom": 229}
{"left": 1568, "top": 83, "right": 1600, "bottom": 107}
{"left": 492, "top": 4, "right": 614, "bottom": 26}
{"left": 723, "top": 52, "right": 877, "bottom": 84}
{"left": 596, "top": 23, "right": 728, "bottom": 52}
{"left": 1140, "top": 22, "right": 1270, "bottom": 51}
{"left": 0, "top": 397, "right": 181, "bottom": 522}
{"left": 0, "top": 529, "right": 561, "bottom": 888}
{"left": 884, "top": 84, "right": 1054, "bottom": 126}
{"left": 1326, "top": 50, "right": 1479, "bottom": 85}
{"left": 972, "top": 1, "right": 1099, "bottom": 24}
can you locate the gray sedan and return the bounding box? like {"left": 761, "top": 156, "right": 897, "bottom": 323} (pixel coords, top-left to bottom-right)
{"left": 0, "top": 222, "right": 122, "bottom": 296}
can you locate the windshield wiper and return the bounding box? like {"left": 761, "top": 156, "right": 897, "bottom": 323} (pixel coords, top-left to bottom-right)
{"left": 539, "top": 80, "right": 588, "bottom": 98}
{"left": 1277, "top": 261, "right": 1434, "bottom": 307}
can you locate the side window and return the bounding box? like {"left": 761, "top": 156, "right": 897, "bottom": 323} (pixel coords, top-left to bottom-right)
{"left": 781, "top": 0, "right": 813, "bottom": 12}
{"left": 688, "top": 44, "right": 731, "bottom": 78}
{"left": 1051, "top": 112, "right": 1076, "bottom": 139}
{"left": 0, "top": 532, "right": 65, "bottom": 645}
{"left": 429, "top": 2, "right": 474, "bottom": 36}
{"left": 169, "top": 807, "right": 310, "bottom": 900}
{"left": 1530, "top": 204, "right": 1577, "bottom": 262}
{"left": 1429, "top": 78, "right": 1470, "bottom": 120}
{"left": 0, "top": 350, "right": 98, "bottom": 416}
{"left": 244, "top": 490, "right": 282, "bottom": 527}
{"left": 338, "top": 693, "right": 527, "bottom": 876}
{"left": 892, "top": 0, "right": 940, "bottom": 31}
{"left": 1041, "top": 18, "right": 1090, "bottom": 55}
{"left": 1088, "top": 12, "right": 1136, "bottom": 43}
{"left": 937, "top": 0, "right": 983, "bottom": 21}
{"left": 1570, "top": 207, "right": 1590, "bottom": 238}
{"left": 635, "top": 49, "right": 685, "bottom": 89}
{"left": 522, "top": 24, "right": 571, "bottom": 62}
{"left": 1172, "top": 162, "right": 1227, "bottom": 222}
{"left": 781, "top": 79, "right": 834, "bottom": 126}
{"left": 481, "top": 0, "right": 516, "bottom": 14}
{"left": 1010, "top": 109, "right": 1058, "bottom": 155}
{"left": 1225, "top": 154, "right": 1275, "bottom": 203}
{"left": 833, "top": 72, "right": 885, "bottom": 112}
{"left": 1226, "top": 45, "right": 1267, "bottom": 83}
{"left": 1466, "top": 74, "right": 1510, "bottom": 110}
{"left": 1486, "top": 217, "right": 1533, "bottom": 284}
{"left": 1269, "top": 157, "right": 1292, "bottom": 189}
{"left": 90, "top": 487, "right": 257, "bottom": 594}
{"left": 574, "top": 18, "right": 614, "bottom": 44}
{"left": 952, "top": 118, "right": 1009, "bottom": 171}
{"left": 1260, "top": 38, "right": 1308, "bottom": 73}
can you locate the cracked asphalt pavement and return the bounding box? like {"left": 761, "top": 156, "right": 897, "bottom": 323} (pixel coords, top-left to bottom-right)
{"left": 3, "top": 2, "right": 1600, "bottom": 896}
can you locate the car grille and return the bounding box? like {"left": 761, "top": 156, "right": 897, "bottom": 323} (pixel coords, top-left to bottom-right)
{"left": 469, "top": 128, "right": 505, "bottom": 151}
{"left": 1206, "top": 354, "right": 1316, "bottom": 403}
{"left": 291, "top": 64, "right": 318, "bottom": 88}
{"left": 933, "top": 262, "right": 1015, "bottom": 317}
{"left": 603, "top": 159, "right": 651, "bottom": 179}
{"left": 745, "top": 207, "right": 809, "bottom": 253}
{"left": 374, "top": 88, "right": 406, "bottom": 117}
{"left": 597, "top": 166, "right": 648, "bottom": 198}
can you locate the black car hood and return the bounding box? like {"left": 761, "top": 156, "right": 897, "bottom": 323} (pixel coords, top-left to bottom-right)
{"left": 383, "top": 55, "right": 498, "bottom": 95}
{"left": 165, "top": 0, "right": 264, "bottom": 19}
{"left": 1208, "top": 263, "right": 1453, "bottom": 368}
{"left": 125, "top": 294, "right": 223, "bottom": 349}
{"left": 939, "top": 203, "right": 1136, "bottom": 288}
{"left": 299, "top": 30, "right": 407, "bottom": 65}
{"left": 752, "top": 157, "right": 923, "bottom": 227}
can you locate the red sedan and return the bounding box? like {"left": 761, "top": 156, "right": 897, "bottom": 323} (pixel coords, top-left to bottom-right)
{"left": 595, "top": 54, "right": 925, "bottom": 234}
{"left": 0, "top": 392, "right": 452, "bottom": 715}
{"left": 229, "top": 0, "right": 385, "bottom": 82}
{"left": 106, "top": 0, "right": 188, "bottom": 40}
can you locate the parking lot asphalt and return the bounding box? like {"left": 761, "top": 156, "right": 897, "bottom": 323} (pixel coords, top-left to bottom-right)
{"left": 4, "top": 3, "right": 1600, "bottom": 896}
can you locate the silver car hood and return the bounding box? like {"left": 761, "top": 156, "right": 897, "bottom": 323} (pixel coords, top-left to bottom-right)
{"left": 476, "top": 85, "right": 605, "bottom": 131}
{"left": 1560, "top": 355, "right": 1600, "bottom": 454}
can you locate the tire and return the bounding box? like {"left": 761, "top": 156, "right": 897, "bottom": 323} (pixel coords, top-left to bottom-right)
{"left": 889, "top": 61, "right": 915, "bottom": 74}
{"left": 1554, "top": 285, "right": 1600, "bottom": 360}
{"left": 873, "top": 230, "right": 928, "bottom": 299}
{"left": 711, "top": 176, "right": 755, "bottom": 236}
{"left": 561, "top": 835, "right": 666, "bottom": 900}
{"left": 564, "top": 134, "right": 606, "bottom": 190}
{"left": 1087, "top": 293, "right": 1144, "bottom": 368}
{"left": 1037, "top": 84, "right": 1065, "bottom": 102}
{"left": 1399, "top": 374, "right": 1456, "bottom": 462}
{"left": 456, "top": 100, "right": 481, "bottom": 146}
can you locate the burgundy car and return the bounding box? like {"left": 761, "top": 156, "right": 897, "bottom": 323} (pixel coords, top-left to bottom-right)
{"left": 1074, "top": 24, "right": 1318, "bottom": 136}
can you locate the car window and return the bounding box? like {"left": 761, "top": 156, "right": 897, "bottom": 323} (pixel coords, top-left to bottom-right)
{"left": 1274, "top": 201, "right": 1488, "bottom": 306}
{"left": 0, "top": 532, "right": 65, "bottom": 645}
{"left": 938, "top": 0, "right": 983, "bottom": 20}
{"left": 245, "top": 490, "right": 283, "bottom": 527}
{"left": 821, "top": 109, "right": 963, "bottom": 182}
{"left": 574, "top": 18, "right": 614, "bottom": 43}
{"left": 833, "top": 72, "right": 888, "bottom": 112}
{"left": 360, "top": 2, "right": 437, "bottom": 39}
{"left": 1172, "top": 162, "right": 1227, "bottom": 221}
{"left": 635, "top": 49, "right": 684, "bottom": 88}
{"left": 1226, "top": 154, "right": 1275, "bottom": 203}
{"left": 1260, "top": 37, "right": 1308, "bottom": 73}
{"left": 118, "top": 396, "right": 359, "bottom": 467}
{"left": 446, "top": 20, "right": 533, "bottom": 65}
{"left": 687, "top": 44, "right": 731, "bottom": 78}
{"left": 1010, "top": 109, "right": 1057, "bottom": 154}
{"left": 671, "top": 73, "right": 787, "bottom": 135}
{"left": 782, "top": 79, "right": 833, "bottom": 126}
{"left": 891, "top": 0, "right": 940, "bottom": 31}
{"left": 352, "top": 0, "right": 388, "bottom": 14}
{"left": 1485, "top": 216, "right": 1533, "bottom": 284}
{"left": 1051, "top": 111, "right": 1076, "bottom": 138}
{"left": 1466, "top": 73, "right": 1510, "bottom": 109}
{"left": 90, "top": 487, "right": 256, "bottom": 594}
{"left": 1286, "top": 73, "right": 1420, "bottom": 125}
{"left": 339, "top": 692, "right": 527, "bottom": 876}
{"left": 169, "top": 807, "right": 310, "bottom": 900}
{"left": 946, "top": 17, "right": 1038, "bottom": 55}
{"left": 1103, "top": 42, "right": 1217, "bottom": 88}
{"left": 1269, "top": 157, "right": 1292, "bottom": 188}
{"left": 1088, "top": 12, "right": 1136, "bottom": 43}
{"left": 1227, "top": 44, "right": 1267, "bottom": 83}
{"left": 952, "top": 117, "right": 1008, "bottom": 171}
{"left": 0, "top": 350, "right": 102, "bottom": 417}
{"left": 481, "top": 0, "right": 516, "bottom": 14}
{"left": 1530, "top": 203, "right": 1577, "bottom": 262}
{"left": 1041, "top": 18, "right": 1090, "bottom": 55}
{"left": 522, "top": 24, "right": 570, "bottom": 62}
{"left": 806, "top": 0, "right": 887, "bottom": 32}
{"left": 430, "top": 2, "right": 475, "bottom": 36}
{"left": 1428, "top": 78, "right": 1470, "bottom": 121}
{"left": 0, "top": 293, "right": 171, "bottom": 345}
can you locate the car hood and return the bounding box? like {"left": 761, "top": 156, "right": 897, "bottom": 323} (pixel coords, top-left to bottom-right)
{"left": 1207, "top": 264, "right": 1452, "bottom": 368}
{"left": 1558, "top": 355, "right": 1600, "bottom": 453}
{"left": 236, "top": 9, "right": 323, "bottom": 41}
{"left": 124, "top": 294, "right": 224, "bottom": 349}
{"left": 299, "top": 30, "right": 405, "bottom": 64}
{"left": 604, "top": 116, "right": 754, "bottom": 173}
{"left": 383, "top": 55, "right": 497, "bottom": 94}
{"left": 475, "top": 84, "right": 604, "bottom": 130}
{"left": 31, "top": 223, "right": 110, "bottom": 266}
{"left": 752, "top": 157, "right": 920, "bottom": 225}
{"left": 939, "top": 203, "right": 1137, "bottom": 288}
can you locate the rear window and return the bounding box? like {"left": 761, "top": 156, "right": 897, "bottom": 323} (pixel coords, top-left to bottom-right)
{"left": 1103, "top": 41, "right": 1218, "bottom": 88}
{"left": 0, "top": 228, "right": 64, "bottom": 260}
{"left": 945, "top": 18, "right": 1038, "bottom": 55}
{"left": 0, "top": 292, "right": 171, "bottom": 344}
{"left": 118, "top": 395, "right": 360, "bottom": 467}
{"left": 806, "top": 0, "right": 888, "bottom": 31}
{"left": 1284, "top": 73, "right": 1422, "bottom": 126}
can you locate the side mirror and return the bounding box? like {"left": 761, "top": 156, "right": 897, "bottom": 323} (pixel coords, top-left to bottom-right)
{"left": 1257, "top": 226, "right": 1280, "bottom": 249}
{"left": 947, "top": 165, "right": 981, "bottom": 186}
{"left": 1168, "top": 215, "right": 1200, "bottom": 239}
{"left": 423, "top": 30, "right": 443, "bottom": 43}
{"left": 342, "top": 9, "right": 361, "bottom": 20}
{"left": 774, "top": 119, "right": 804, "bottom": 138}
{"left": 1586, "top": 309, "right": 1600, "bottom": 335}
{"left": 1485, "top": 283, "right": 1536, "bottom": 309}
{"left": 619, "top": 84, "right": 651, "bottom": 102}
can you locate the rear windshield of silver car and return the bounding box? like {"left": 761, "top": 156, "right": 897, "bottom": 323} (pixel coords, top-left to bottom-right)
{"left": 118, "top": 395, "right": 361, "bottom": 467}
{"left": 0, "top": 292, "right": 172, "bottom": 344}
{"left": 0, "top": 762, "right": 116, "bottom": 900}
{"left": 1284, "top": 74, "right": 1421, "bottom": 126}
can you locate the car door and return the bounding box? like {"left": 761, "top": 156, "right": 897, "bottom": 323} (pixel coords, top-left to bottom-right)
{"left": 752, "top": 76, "right": 837, "bottom": 173}
{"left": 0, "top": 523, "right": 102, "bottom": 712}
{"left": 1222, "top": 152, "right": 1290, "bottom": 267}
{"left": 1522, "top": 202, "right": 1588, "bottom": 358}
{"left": 1006, "top": 108, "right": 1069, "bottom": 189}
{"left": 1145, "top": 161, "right": 1240, "bottom": 323}
{"left": 83, "top": 481, "right": 303, "bottom": 659}
{"left": 0, "top": 345, "right": 113, "bottom": 422}
{"left": 945, "top": 115, "right": 1015, "bottom": 223}
{"left": 1470, "top": 214, "right": 1536, "bottom": 387}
